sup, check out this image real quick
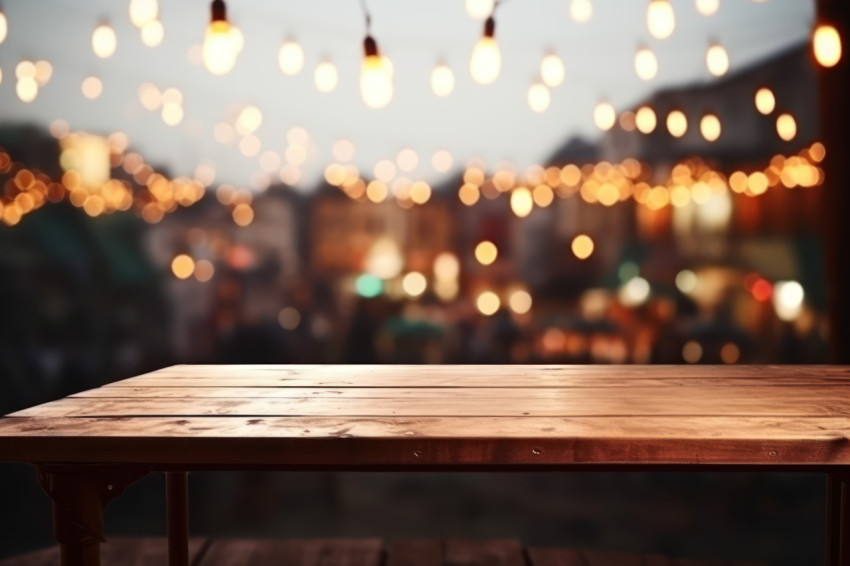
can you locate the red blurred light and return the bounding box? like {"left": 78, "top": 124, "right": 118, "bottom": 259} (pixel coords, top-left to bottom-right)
{"left": 751, "top": 278, "right": 772, "bottom": 302}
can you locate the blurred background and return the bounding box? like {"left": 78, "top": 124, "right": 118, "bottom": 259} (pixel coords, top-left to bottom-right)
{"left": 0, "top": 0, "right": 846, "bottom": 563}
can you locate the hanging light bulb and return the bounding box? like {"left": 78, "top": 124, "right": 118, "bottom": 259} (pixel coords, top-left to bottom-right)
{"left": 706, "top": 41, "right": 730, "bottom": 76}
{"left": 314, "top": 60, "right": 338, "bottom": 93}
{"left": 360, "top": 34, "right": 393, "bottom": 109}
{"left": 0, "top": 8, "right": 7, "bottom": 44}
{"left": 634, "top": 46, "right": 658, "bottom": 80}
{"left": 129, "top": 0, "right": 159, "bottom": 28}
{"left": 278, "top": 39, "right": 304, "bottom": 75}
{"left": 92, "top": 22, "right": 117, "bottom": 59}
{"left": 430, "top": 62, "right": 455, "bottom": 97}
{"left": 527, "top": 82, "right": 550, "bottom": 113}
{"left": 647, "top": 0, "right": 675, "bottom": 40}
{"left": 140, "top": 20, "right": 164, "bottom": 47}
{"left": 569, "top": 0, "right": 593, "bottom": 23}
{"left": 202, "top": 0, "right": 244, "bottom": 76}
{"left": 540, "top": 53, "right": 565, "bottom": 87}
{"left": 470, "top": 16, "right": 501, "bottom": 85}
{"left": 695, "top": 0, "right": 720, "bottom": 16}
{"left": 466, "top": 0, "right": 495, "bottom": 21}
{"left": 813, "top": 24, "right": 842, "bottom": 68}
{"left": 593, "top": 100, "right": 616, "bottom": 131}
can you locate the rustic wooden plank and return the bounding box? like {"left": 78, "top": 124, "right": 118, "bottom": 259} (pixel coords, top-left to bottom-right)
{"left": 197, "top": 539, "right": 382, "bottom": 566}
{"left": 444, "top": 539, "right": 525, "bottom": 566}
{"left": 70, "top": 386, "right": 850, "bottom": 400}
{"left": 104, "top": 365, "right": 850, "bottom": 389}
{"left": 526, "top": 547, "right": 586, "bottom": 566}
{"left": 0, "top": 537, "right": 207, "bottom": 566}
{"left": 0, "top": 415, "right": 848, "bottom": 465}
{"left": 386, "top": 540, "right": 443, "bottom": 566}
{"left": 11, "top": 395, "right": 850, "bottom": 419}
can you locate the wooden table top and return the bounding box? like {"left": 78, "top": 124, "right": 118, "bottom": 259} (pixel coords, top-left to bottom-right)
{"left": 1, "top": 364, "right": 850, "bottom": 469}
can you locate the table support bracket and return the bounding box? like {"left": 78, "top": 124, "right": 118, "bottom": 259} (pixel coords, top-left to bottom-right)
{"left": 828, "top": 471, "right": 850, "bottom": 566}
{"left": 35, "top": 464, "right": 152, "bottom": 566}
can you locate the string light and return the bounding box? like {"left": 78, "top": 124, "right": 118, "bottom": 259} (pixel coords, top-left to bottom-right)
{"left": 540, "top": 53, "right": 565, "bottom": 87}
{"left": 430, "top": 62, "right": 455, "bottom": 97}
{"left": 699, "top": 113, "right": 721, "bottom": 142}
{"left": 81, "top": 76, "right": 103, "bottom": 100}
{"left": 776, "top": 113, "right": 797, "bottom": 141}
{"left": 202, "top": 0, "right": 244, "bottom": 76}
{"left": 140, "top": 20, "right": 164, "bottom": 47}
{"left": 647, "top": 0, "right": 675, "bottom": 40}
{"left": 695, "top": 0, "right": 720, "bottom": 16}
{"left": 470, "top": 16, "right": 501, "bottom": 84}
{"left": 527, "top": 82, "right": 551, "bottom": 113}
{"left": 92, "top": 22, "right": 117, "bottom": 59}
{"left": 593, "top": 100, "right": 616, "bottom": 131}
{"left": 634, "top": 46, "right": 658, "bottom": 81}
{"left": 129, "top": 0, "right": 159, "bottom": 28}
{"left": 813, "top": 24, "right": 842, "bottom": 68}
{"left": 360, "top": 12, "right": 393, "bottom": 109}
{"left": 278, "top": 39, "right": 304, "bottom": 75}
{"left": 706, "top": 41, "right": 730, "bottom": 76}
{"left": 314, "top": 60, "right": 338, "bottom": 93}
{"left": 754, "top": 87, "right": 775, "bottom": 115}
{"left": 635, "top": 106, "right": 657, "bottom": 134}
{"left": 667, "top": 110, "right": 688, "bottom": 138}
{"left": 0, "top": 7, "right": 7, "bottom": 44}
{"left": 571, "top": 234, "right": 594, "bottom": 259}
{"left": 569, "top": 0, "right": 593, "bottom": 23}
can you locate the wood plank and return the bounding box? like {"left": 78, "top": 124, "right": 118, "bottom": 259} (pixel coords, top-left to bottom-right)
{"left": 0, "top": 537, "right": 207, "bottom": 566}
{"left": 105, "top": 365, "right": 850, "bottom": 389}
{"left": 0, "top": 415, "right": 848, "bottom": 465}
{"left": 196, "top": 539, "right": 382, "bottom": 566}
{"left": 11, "top": 395, "right": 850, "bottom": 419}
{"left": 386, "top": 540, "right": 443, "bottom": 566}
{"left": 444, "top": 539, "right": 525, "bottom": 566}
{"left": 70, "top": 385, "right": 850, "bottom": 400}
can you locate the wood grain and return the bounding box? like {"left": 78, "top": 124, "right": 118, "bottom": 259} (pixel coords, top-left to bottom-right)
{"left": 195, "top": 539, "right": 382, "bottom": 566}
{"left": 0, "top": 537, "right": 206, "bottom": 566}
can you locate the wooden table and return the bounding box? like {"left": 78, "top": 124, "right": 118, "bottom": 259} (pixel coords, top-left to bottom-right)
{"left": 1, "top": 365, "right": 849, "bottom": 565}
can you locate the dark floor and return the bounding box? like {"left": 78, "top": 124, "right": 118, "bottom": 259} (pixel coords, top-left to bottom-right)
{"left": 0, "top": 465, "right": 825, "bottom": 565}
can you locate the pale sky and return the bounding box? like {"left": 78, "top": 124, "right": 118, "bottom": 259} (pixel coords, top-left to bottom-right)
{"left": 0, "top": 0, "right": 815, "bottom": 190}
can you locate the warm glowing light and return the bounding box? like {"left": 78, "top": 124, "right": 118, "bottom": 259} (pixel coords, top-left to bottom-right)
{"left": 361, "top": 38, "right": 393, "bottom": 109}
{"left": 458, "top": 183, "right": 480, "bottom": 206}
{"left": 0, "top": 10, "right": 7, "bottom": 44}
{"left": 432, "top": 150, "right": 453, "bottom": 173}
{"left": 682, "top": 341, "right": 703, "bottom": 363}
{"left": 527, "top": 82, "right": 551, "bottom": 113}
{"left": 278, "top": 307, "right": 301, "bottom": 330}
{"left": 647, "top": 0, "right": 675, "bottom": 40}
{"left": 402, "top": 272, "right": 428, "bottom": 297}
{"left": 171, "top": 254, "right": 195, "bottom": 279}
{"left": 635, "top": 106, "right": 657, "bottom": 134}
{"left": 634, "top": 47, "right": 658, "bottom": 81}
{"left": 374, "top": 160, "right": 397, "bottom": 182}
{"left": 470, "top": 18, "right": 501, "bottom": 85}
{"left": 161, "top": 103, "right": 184, "bottom": 126}
{"left": 475, "top": 241, "right": 498, "bottom": 265}
{"left": 813, "top": 24, "right": 842, "bottom": 68}
{"left": 533, "top": 184, "right": 554, "bottom": 207}
{"left": 92, "top": 23, "right": 117, "bottom": 59}
{"left": 700, "top": 113, "right": 721, "bottom": 142}
{"left": 129, "top": 0, "right": 159, "bottom": 27}
{"left": 430, "top": 62, "right": 455, "bottom": 97}
{"left": 466, "top": 0, "right": 495, "bottom": 20}
{"left": 510, "top": 187, "right": 534, "bottom": 217}
{"left": 34, "top": 60, "right": 52, "bottom": 86}
{"left": 81, "top": 76, "right": 103, "bottom": 100}
{"left": 203, "top": 5, "right": 244, "bottom": 76}
{"left": 509, "top": 289, "right": 533, "bottom": 315}
{"left": 434, "top": 253, "right": 460, "bottom": 280}
{"left": 194, "top": 259, "right": 215, "bottom": 282}
{"left": 695, "top": 0, "right": 720, "bottom": 16}
{"left": 706, "top": 42, "right": 730, "bottom": 76}
{"left": 314, "top": 60, "right": 339, "bottom": 93}
{"left": 278, "top": 39, "right": 304, "bottom": 75}
{"left": 619, "top": 276, "right": 651, "bottom": 307}
{"left": 541, "top": 53, "right": 565, "bottom": 87}
{"left": 721, "top": 342, "right": 740, "bottom": 364}
{"left": 754, "top": 87, "right": 775, "bottom": 115}
{"left": 476, "top": 291, "right": 501, "bottom": 316}
{"left": 676, "top": 269, "right": 699, "bottom": 294}
{"left": 366, "top": 180, "right": 388, "bottom": 203}
{"left": 776, "top": 113, "right": 797, "bottom": 141}
{"left": 571, "top": 234, "right": 594, "bottom": 259}
{"left": 236, "top": 105, "right": 262, "bottom": 135}
{"left": 667, "top": 110, "right": 688, "bottom": 138}
{"left": 365, "top": 238, "right": 404, "bottom": 280}
{"left": 773, "top": 280, "right": 804, "bottom": 321}
{"left": 16, "top": 77, "right": 38, "bottom": 103}
{"left": 141, "top": 20, "right": 164, "bottom": 47}
{"left": 594, "top": 101, "right": 616, "bottom": 131}
{"left": 409, "top": 181, "right": 432, "bottom": 204}
{"left": 333, "top": 139, "right": 356, "bottom": 162}
{"left": 569, "top": 0, "right": 593, "bottom": 23}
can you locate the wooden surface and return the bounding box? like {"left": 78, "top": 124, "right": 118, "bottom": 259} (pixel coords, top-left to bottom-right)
{"left": 1, "top": 365, "right": 850, "bottom": 467}
{"left": 0, "top": 538, "right": 765, "bottom": 566}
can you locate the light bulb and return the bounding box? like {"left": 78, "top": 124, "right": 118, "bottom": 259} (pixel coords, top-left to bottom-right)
{"left": 593, "top": 100, "right": 616, "bottom": 131}
{"left": 813, "top": 24, "right": 842, "bottom": 68}
{"left": 634, "top": 46, "right": 658, "bottom": 80}
{"left": 140, "top": 20, "right": 164, "bottom": 47}
{"left": 647, "top": 0, "right": 675, "bottom": 40}
{"left": 527, "top": 82, "right": 550, "bottom": 113}
{"left": 0, "top": 9, "right": 7, "bottom": 44}
{"left": 278, "top": 39, "right": 304, "bottom": 75}
{"left": 430, "top": 62, "right": 455, "bottom": 97}
{"left": 569, "top": 0, "right": 593, "bottom": 23}
{"left": 92, "top": 23, "right": 117, "bottom": 59}
{"left": 541, "top": 53, "right": 565, "bottom": 87}
{"left": 470, "top": 17, "right": 501, "bottom": 85}
{"left": 700, "top": 113, "right": 721, "bottom": 142}
{"left": 314, "top": 60, "right": 338, "bottom": 93}
{"left": 202, "top": 0, "right": 243, "bottom": 76}
{"left": 360, "top": 36, "right": 393, "bottom": 109}
{"left": 667, "top": 110, "right": 688, "bottom": 138}
{"left": 635, "top": 106, "right": 657, "bottom": 134}
{"left": 706, "top": 42, "right": 729, "bottom": 76}
{"left": 695, "top": 0, "right": 719, "bottom": 16}
{"left": 129, "top": 0, "right": 159, "bottom": 27}
{"left": 754, "top": 87, "right": 775, "bottom": 115}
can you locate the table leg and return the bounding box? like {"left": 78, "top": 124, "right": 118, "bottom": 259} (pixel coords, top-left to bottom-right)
{"left": 166, "top": 472, "right": 190, "bottom": 566}
{"left": 36, "top": 464, "right": 150, "bottom": 566}
{"left": 827, "top": 472, "right": 850, "bottom": 566}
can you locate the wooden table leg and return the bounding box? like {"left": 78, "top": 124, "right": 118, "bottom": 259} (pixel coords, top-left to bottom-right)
{"left": 166, "top": 472, "right": 190, "bottom": 566}
{"left": 827, "top": 472, "right": 850, "bottom": 566}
